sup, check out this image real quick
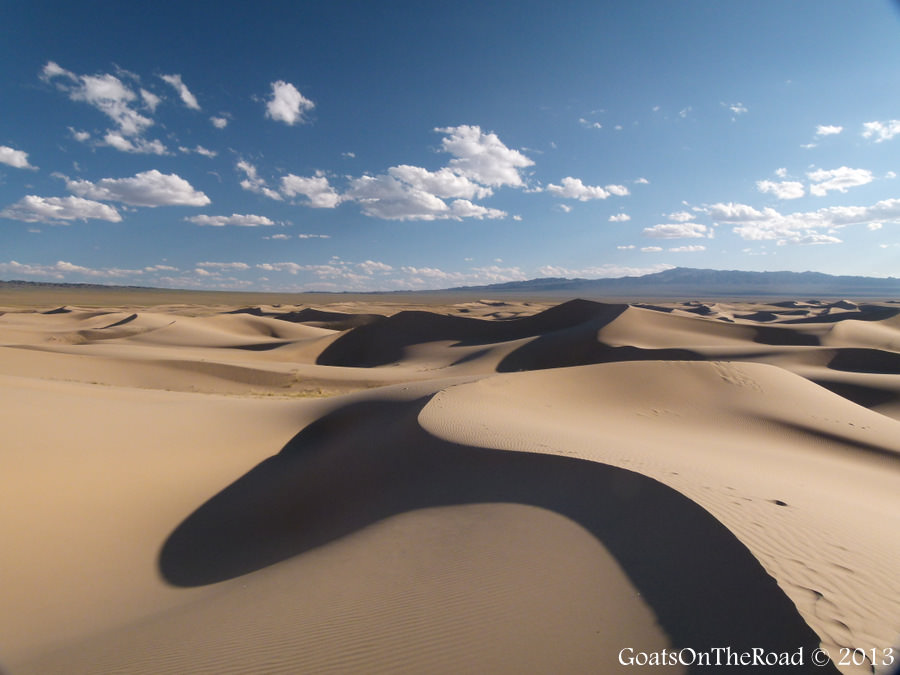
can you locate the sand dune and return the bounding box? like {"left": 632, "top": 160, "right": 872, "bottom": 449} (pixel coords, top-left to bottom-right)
{"left": 2, "top": 295, "right": 898, "bottom": 674}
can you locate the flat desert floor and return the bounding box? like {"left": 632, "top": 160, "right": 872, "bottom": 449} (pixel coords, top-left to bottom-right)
{"left": 1, "top": 293, "right": 899, "bottom": 674}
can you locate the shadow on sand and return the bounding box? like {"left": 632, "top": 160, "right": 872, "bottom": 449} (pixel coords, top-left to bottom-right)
{"left": 159, "top": 397, "right": 836, "bottom": 672}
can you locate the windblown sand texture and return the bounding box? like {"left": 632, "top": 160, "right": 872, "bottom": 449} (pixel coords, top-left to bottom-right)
{"left": 1, "top": 295, "right": 899, "bottom": 674}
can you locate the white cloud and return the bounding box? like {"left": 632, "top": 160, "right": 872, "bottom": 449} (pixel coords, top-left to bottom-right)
{"left": 546, "top": 176, "right": 629, "bottom": 201}
{"left": 634, "top": 177, "right": 649, "bottom": 184}
{"left": 265, "top": 234, "right": 291, "bottom": 240}
{"left": 0, "top": 260, "right": 141, "bottom": 279}
{"left": 815, "top": 124, "right": 843, "bottom": 136}
{"left": 66, "top": 170, "right": 210, "bottom": 207}
{"left": 388, "top": 165, "right": 492, "bottom": 199}
{"left": 775, "top": 168, "right": 788, "bottom": 178}
{"left": 257, "top": 262, "right": 303, "bottom": 274}
{"left": 436, "top": 125, "right": 534, "bottom": 187}
{"left": 706, "top": 198, "right": 900, "bottom": 244}
{"left": 609, "top": 213, "right": 631, "bottom": 222}
{"left": 103, "top": 132, "right": 167, "bottom": 155}
{"left": 140, "top": 88, "right": 161, "bottom": 111}
{"left": 186, "top": 213, "right": 275, "bottom": 227}
{"left": 69, "top": 127, "right": 91, "bottom": 143}
{"left": 757, "top": 179, "right": 805, "bottom": 200}
{"left": 160, "top": 74, "right": 200, "bottom": 110}
{"left": 345, "top": 174, "right": 451, "bottom": 220}
{"left": 642, "top": 223, "right": 708, "bottom": 238}
{"left": 448, "top": 199, "right": 506, "bottom": 220}
{"left": 280, "top": 173, "right": 342, "bottom": 208}
{"left": 0, "top": 146, "right": 35, "bottom": 169}
{"left": 210, "top": 115, "right": 229, "bottom": 129}
{"left": 265, "top": 80, "right": 314, "bottom": 125}
{"left": 43, "top": 62, "right": 153, "bottom": 137}
{"left": 196, "top": 261, "right": 251, "bottom": 270}
{"left": 236, "top": 161, "right": 282, "bottom": 200}
{"left": 862, "top": 120, "right": 900, "bottom": 143}
{"left": 666, "top": 210, "right": 696, "bottom": 222}
{"left": 558, "top": 204, "right": 573, "bottom": 213}
{"left": 297, "top": 233, "right": 331, "bottom": 239}
{"left": 537, "top": 263, "right": 674, "bottom": 278}
{"left": 0, "top": 195, "right": 121, "bottom": 223}
{"left": 724, "top": 102, "right": 748, "bottom": 117}
{"left": 807, "top": 166, "right": 873, "bottom": 196}
{"left": 357, "top": 260, "right": 394, "bottom": 274}
{"left": 579, "top": 118, "right": 602, "bottom": 129}
{"left": 640, "top": 246, "right": 663, "bottom": 252}
{"left": 887, "top": 171, "right": 897, "bottom": 179}
{"left": 669, "top": 245, "right": 706, "bottom": 252}
{"left": 868, "top": 222, "right": 883, "bottom": 231}
{"left": 617, "top": 245, "right": 635, "bottom": 250}
{"left": 342, "top": 151, "right": 356, "bottom": 158}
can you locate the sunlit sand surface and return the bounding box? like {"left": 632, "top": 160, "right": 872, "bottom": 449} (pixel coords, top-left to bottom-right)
{"left": 2, "top": 293, "right": 898, "bottom": 674}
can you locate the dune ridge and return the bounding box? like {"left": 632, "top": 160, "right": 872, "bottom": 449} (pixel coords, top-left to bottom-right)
{"left": 2, "top": 296, "right": 898, "bottom": 674}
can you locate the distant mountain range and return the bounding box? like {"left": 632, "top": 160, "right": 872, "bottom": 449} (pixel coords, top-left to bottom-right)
{"left": 2, "top": 268, "right": 899, "bottom": 298}
{"left": 449, "top": 267, "right": 900, "bottom": 298}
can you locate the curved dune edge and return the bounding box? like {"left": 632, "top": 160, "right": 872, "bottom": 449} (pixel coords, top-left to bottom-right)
{"left": 16, "top": 388, "right": 833, "bottom": 675}
{"left": 419, "top": 361, "right": 900, "bottom": 673}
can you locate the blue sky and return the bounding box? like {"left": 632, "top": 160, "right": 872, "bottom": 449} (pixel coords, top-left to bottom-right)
{"left": 1, "top": 0, "right": 899, "bottom": 291}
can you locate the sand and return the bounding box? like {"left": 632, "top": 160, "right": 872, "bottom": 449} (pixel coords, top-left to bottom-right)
{"left": 1, "top": 295, "right": 898, "bottom": 674}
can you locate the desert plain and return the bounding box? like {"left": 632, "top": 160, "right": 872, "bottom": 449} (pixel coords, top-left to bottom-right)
{"left": 1, "top": 289, "right": 899, "bottom": 674}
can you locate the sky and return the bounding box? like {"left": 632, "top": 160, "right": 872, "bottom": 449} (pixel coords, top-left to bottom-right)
{"left": 1, "top": 0, "right": 899, "bottom": 291}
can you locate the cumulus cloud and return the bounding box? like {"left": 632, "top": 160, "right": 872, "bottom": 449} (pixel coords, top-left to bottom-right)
{"left": 387, "top": 165, "right": 492, "bottom": 200}
{"left": 666, "top": 210, "right": 696, "bottom": 222}
{"left": 757, "top": 179, "right": 805, "bottom": 200}
{"left": 0, "top": 146, "right": 36, "bottom": 169}
{"left": 66, "top": 170, "right": 210, "bottom": 207}
{"left": 546, "top": 176, "right": 629, "bottom": 201}
{"left": 0, "top": 195, "right": 121, "bottom": 223}
{"left": 579, "top": 118, "right": 602, "bottom": 129}
{"left": 862, "top": 120, "right": 900, "bottom": 142}
{"left": 210, "top": 115, "right": 229, "bottom": 129}
{"left": 346, "top": 174, "right": 449, "bottom": 220}
{"left": 160, "top": 74, "right": 200, "bottom": 110}
{"left": 609, "top": 213, "right": 631, "bottom": 222}
{"left": 634, "top": 177, "right": 650, "bottom": 184}
{"left": 536, "top": 263, "right": 674, "bottom": 278}
{"left": 706, "top": 198, "right": 900, "bottom": 244}
{"left": 280, "top": 173, "right": 342, "bottom": 208}
{"left": 265, "top": 80, "right": 314, "bottom": 125}
{"left": 186, "top": 213, "right": 275, "bottom": 227}
{"left": 642, "top": 223, "right": 709, "bottom": 238}
{"left": 815, "top": 124, "right": 843, "bottom": 136}
{"left": 641, "top": 246, "right": 663, "bottom": 252}
{"left": 42, "top": 62, "right": 153, "bottom": 137}
{"left": 297, "top": 233, "right": 331, "bottom": 239}
{"left": 236, "top": 161, "right": 282, "bottom": 200}
{"left": 807, "top": 166, "right": 873, "bottom": 196}
{"left": 436, "top": 125, "right": 533, "bottom": 187}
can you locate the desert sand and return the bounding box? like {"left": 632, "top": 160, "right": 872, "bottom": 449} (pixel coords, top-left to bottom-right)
{"left": 1, "top": 293, "right": 898, "bottom": 674}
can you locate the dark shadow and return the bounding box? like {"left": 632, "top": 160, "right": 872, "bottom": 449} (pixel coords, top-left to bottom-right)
{"left": 812, "top": 379, "right": 899, "bottom": 410}
{"left": 752, "top": 325, "right": 820, "bottom": 346}
{"left": 159, "top": 398, "right": 837, "bottom": 673}
{"left": 226, "top": 341, "right": 290, "bottom": 352}
{"left": 781, "top": 306, "right": 900, "bottom": 324}
{"left": 828, "top": 348, "right": 900, "bottom": 375}
{"left": 97, "top": 313, "right": 137, "bottom": 329}
{"left": 42, "top": 306, "right": 71, "bottom": 314}
{"left": 316, "top": 299, "right": 628, "bottom": 367}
